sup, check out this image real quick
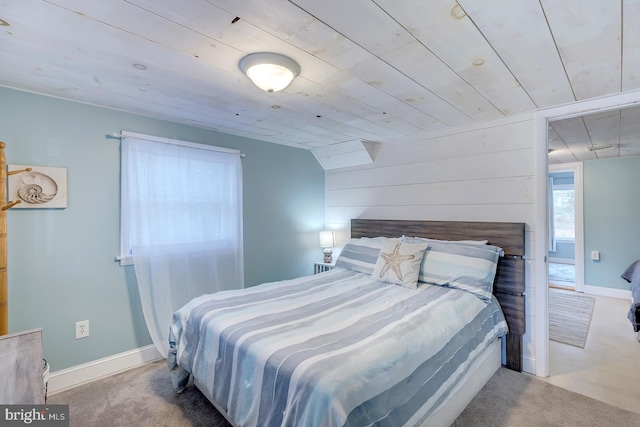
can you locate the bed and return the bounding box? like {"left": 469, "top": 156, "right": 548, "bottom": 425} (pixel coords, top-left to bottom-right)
{"left": 621, "top": 259, "right": 640, "bottom": 336}
{"left": 168, "top": 219, "right": 526, "bottom": 427}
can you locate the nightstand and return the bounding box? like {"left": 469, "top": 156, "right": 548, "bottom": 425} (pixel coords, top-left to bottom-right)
{"left": 314, "top": 262, "right": 334, "bottom": 274}
{"left": 0, "top": 328, "right": 45, "bottom": 404}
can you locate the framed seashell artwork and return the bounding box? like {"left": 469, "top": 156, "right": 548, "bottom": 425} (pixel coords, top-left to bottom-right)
{"left": 7, "top": 165, "right": 67, "bottom": 209}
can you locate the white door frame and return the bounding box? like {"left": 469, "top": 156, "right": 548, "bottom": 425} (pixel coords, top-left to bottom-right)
{"left": 534, "top": 89, "right": 640, "bottom": 378}
{"left": 548, "top": 162, "right": 584, "bottom": 293}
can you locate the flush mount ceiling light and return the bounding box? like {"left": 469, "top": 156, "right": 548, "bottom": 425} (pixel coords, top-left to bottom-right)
{"left": 239, "top": 52, "right": 300, "bottom": 93}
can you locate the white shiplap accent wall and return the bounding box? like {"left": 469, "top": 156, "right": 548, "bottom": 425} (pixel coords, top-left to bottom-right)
{"left": 325, "top": 113, "right": 538, "bottom": 373}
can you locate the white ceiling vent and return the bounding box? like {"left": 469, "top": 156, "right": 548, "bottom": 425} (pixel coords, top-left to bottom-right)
{"left": 586, "top": 145, "right": 616, "bottom": 152}
{"left": 312, "top": 140, "right": 375, "bottom": 170}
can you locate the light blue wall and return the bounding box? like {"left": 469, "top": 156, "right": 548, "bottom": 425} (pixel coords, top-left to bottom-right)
{"left": 549, "top": 241, "right": 575, "bottom": 261}
{"left": 583, "top": 156, "right": 640, "bottom": 290}
{"left": 0, "top": 87, "right": 325, "bottom": 371}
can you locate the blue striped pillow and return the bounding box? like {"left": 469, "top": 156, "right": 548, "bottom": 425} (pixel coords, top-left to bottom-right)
{"left": 402, "top": 237, "right": 504, "bottom": 300}
{"left": 335, "top": 237, "right": 399, "bottom": 275}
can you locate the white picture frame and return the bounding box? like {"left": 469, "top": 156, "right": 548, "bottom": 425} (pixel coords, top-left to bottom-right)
{"left": 7, "top": 164, "right": 68, "bottom": 209}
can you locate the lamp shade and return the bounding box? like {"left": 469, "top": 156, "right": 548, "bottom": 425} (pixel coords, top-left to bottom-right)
{"left": 319, "top": 231, "right": 334, "bottom": 248}
{"left": 239, "top": 52, "right": 300, "bottom": 92}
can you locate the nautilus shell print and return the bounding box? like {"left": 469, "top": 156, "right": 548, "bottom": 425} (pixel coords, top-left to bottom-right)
{"left": 17, "top": 171, "right": 59, "bottom": 204}
{"left": 8, "top": 164, "right": 67, "bottom": 209}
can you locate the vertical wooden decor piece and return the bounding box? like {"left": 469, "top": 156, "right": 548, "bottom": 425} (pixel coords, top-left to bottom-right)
{"left": 0, "top": 142, "right": 25, "bottom": 336}
{"left": 0, "top": 142, "right": 7, "bottom": 335}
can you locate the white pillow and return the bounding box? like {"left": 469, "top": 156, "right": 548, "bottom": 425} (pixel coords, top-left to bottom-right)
{"left": 371, "top": 238, "right": 428, "bottom": 289}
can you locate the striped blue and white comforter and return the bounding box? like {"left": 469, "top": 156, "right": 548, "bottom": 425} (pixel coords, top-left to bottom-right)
{"left": 168, "top": 268, "right": 508, "bottom": 427}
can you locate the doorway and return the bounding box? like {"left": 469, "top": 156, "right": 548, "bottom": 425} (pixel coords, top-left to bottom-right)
{"left": 538, "top": 100, "right": 640, "bottom": 412}
{"left": 534, "top": 91, "right": 640, "bottom": 379}
{"left": 548, "top": 169, "right": 575, "bottom": 289}
{"left": 548, "top": 162, "right": 585, "bottom": 293}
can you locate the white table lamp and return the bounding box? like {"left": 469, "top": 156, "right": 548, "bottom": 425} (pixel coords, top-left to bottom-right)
{"left": 319, "top": 231, "right": 335, "bottom": 263}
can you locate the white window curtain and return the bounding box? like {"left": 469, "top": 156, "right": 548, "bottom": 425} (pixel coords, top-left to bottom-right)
{"left": 122, "top": 132, "right": 243, "bottom": 357}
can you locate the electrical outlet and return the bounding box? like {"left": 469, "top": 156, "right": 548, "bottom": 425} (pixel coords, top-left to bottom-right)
{"left": 75, "top": 320, "right": 89, "bottom": 339}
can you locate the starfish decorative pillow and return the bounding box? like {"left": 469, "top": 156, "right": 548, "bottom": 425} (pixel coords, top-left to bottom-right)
{"left": 371, "top": 238, "right": 429, "bottom": 289}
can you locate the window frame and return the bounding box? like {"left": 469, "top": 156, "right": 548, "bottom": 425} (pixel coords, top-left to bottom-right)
{"left": 117, "top": 131, "right": 241, "bottom": 266}
{"left": 551, "top": 182, "right": 575, "bottom": 242}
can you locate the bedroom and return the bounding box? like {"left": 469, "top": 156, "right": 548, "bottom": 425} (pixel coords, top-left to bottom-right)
{"left": 1, "top": 0, "right": 640, "bottom": 425}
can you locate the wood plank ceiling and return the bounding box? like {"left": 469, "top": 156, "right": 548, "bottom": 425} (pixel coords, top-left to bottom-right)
{"left": 1, "top": 0, "right": 639, "bottom": 164}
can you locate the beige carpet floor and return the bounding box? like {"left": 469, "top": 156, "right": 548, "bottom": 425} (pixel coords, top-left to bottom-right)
{"left": 48, "top": 360, "right": 640, "bottom": 427}
{"left": 453, "top": 367, "right": 640, "bottom": 427}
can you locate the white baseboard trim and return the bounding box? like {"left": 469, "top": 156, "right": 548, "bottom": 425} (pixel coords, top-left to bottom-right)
{"left": 522, "top": 355, "right": 536, "bottom": 375}
{"left": 48, "top": 345, "right": 163, "bottom": 395}
{"left": 583, "top": 285, "right": 632, "bottom": 301}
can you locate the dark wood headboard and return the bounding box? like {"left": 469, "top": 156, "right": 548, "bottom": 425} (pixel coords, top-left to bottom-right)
{"left": 351, "top": 219, "right": 526, "bottom": 372}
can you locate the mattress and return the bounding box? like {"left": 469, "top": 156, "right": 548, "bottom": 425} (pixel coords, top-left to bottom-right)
{"left": 168, "top": 268, "right": 508, "bottom": 427}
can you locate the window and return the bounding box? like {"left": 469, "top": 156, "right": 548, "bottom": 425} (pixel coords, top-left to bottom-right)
{"left": 118, "top": 131, "right": 243, "bottom": 265}
{"left": 552, "top": 183, "right": 575, "bottom": 241}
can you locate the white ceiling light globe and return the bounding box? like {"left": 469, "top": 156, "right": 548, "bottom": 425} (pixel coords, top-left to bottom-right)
{"left": 240, "top": 53, "right": 300, "bottom": 93}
